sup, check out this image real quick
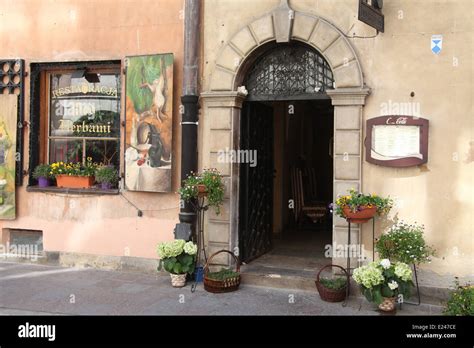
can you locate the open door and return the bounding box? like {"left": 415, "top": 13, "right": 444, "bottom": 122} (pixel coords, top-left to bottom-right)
{"left": 239, "top": 101, "right": 274, "bottom": 262}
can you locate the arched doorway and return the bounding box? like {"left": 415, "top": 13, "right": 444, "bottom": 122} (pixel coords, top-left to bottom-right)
{"left": 200, "top": 6, "right": 369, "bottom": 270}
{"left": 239, "top": 41, "right": 335, "bottom": 262}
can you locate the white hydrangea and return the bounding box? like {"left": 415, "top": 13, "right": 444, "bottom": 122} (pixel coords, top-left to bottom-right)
{"left": 388, "top": 280, "right": 399, "bottom": 290}
{"left": 380, "top": 259, "right": 391, "bottom": 269}
{"left": 183, "top": 241, "right": 197, "bottom": 255}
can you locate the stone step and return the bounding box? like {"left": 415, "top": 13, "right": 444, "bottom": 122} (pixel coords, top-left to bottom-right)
{"left": 240, "top": 264, "right": 449, "bottom": 306}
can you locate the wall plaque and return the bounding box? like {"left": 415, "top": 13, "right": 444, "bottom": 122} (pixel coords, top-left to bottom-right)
{"left": 365, "top": 116, "right": 429, "bottom": 167}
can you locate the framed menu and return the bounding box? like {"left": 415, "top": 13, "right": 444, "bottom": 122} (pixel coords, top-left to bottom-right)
{"left": 365, "top": 116, "right": 429, "bottom": 167}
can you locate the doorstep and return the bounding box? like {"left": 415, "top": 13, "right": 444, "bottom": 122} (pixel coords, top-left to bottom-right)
{"left": 240, "top": 263, "right": 451, "bottom": 306}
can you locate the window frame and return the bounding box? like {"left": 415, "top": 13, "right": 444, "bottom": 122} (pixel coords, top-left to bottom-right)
{"left": 28, "top": 60, "right": 122, "bottom": 190}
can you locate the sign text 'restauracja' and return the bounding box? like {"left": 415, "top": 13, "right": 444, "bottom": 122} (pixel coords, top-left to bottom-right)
{"left": 52, "top": 84, "right": 118, "bottom": 98}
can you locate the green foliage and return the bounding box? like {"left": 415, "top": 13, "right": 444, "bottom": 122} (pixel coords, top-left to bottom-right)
{"left": 178, "top": 168, "right": 225, "bottom": 214}
{"left": 353, "top": 259, "right": 414, "bottom": 305}
{"left": 375, "top": 221, "right": 435, "bottom": 264}
{"left": 50, "top": 157, "right": 98, "bottom": 177}
{"left": 444, "top": 278, "right": 474, "bottom": 316}
{"left": 33, "top": 164, "right": 52, "bottom": 179}
{"left": 156, "top": 240, "right": 197, "bottom": 275}
{"left": 332, "top": 189, "right": 393, "bottom": 218}
{"left": 319, "top": 277, "right": 347, "bottom": 291}
{"left": 206, "top": 268, "right": 240, "bottom": 281}
{"left": 95, "top": 165, "right": 119, "bottom": 185}
{"left": 158, "top": 253, "right": 196, "bottom": 275}
{"left": 126, "top": 54, "right": 173, "bottom": 113}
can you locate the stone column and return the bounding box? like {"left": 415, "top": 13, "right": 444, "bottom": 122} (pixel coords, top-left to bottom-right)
{"left": 327, "top": 88, "right": 370, "bottom": 269}
{"left": 200, "top": 91, "right": 246, "bottom": 266}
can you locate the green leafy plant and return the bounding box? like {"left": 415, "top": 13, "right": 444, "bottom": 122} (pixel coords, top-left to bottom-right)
{"left": 156, "top": 240, "right": 197, "bottom": 275}
{"left": 50, "top": 157, "right": 98, "bottom": 177}
{"left": 331, "top": 189, "right": 393, "bottom": 218}
{"left": 443, "top": 278, "right": 474, "bottom": 316}
{"left": 32, "top": 164, "right": 52, "bottom": 179}
{"left": 375, "top": 221, "right": 435, "bottom": 264}
{"left": 319, "top": 277, "right": 347, "bottom": 291}
{"left": 352, "top": 259, "right": 414, "bottom": 305}
{"left": 95, "top": 165, "right": 119, "bottom": 185}
{"left": 206, "top": 268, "right": 240, "bottom": 281}
{"left": 178, "top": 168, "right": 225, "bottom": 214}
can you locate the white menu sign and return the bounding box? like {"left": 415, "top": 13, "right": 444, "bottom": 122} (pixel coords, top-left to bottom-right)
{"left": 371, "top": 125, "right": 422, "bottom": 160}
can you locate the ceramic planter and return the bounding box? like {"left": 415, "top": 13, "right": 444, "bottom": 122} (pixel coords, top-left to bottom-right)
{"left": 100, "top": 182, "right": 113, "bottom": 190}
{"left": 56, "top": 175, "right": 94, "bottom": 189}
{"left": 37, "top": 177, "right": 50, "bottom": 188}
{"left": 170, "top": 273, "right": 186, "bottom": 288}
{"left": 342, "top": 206, "right": 376, "bottom": 224}
{"left": 378, "top": 296, "right": 397, "bottom": 312}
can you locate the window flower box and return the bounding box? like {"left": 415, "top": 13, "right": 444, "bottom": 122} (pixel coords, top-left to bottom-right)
{"left": 56, "top": 175, "right": 95, "bottom": 189}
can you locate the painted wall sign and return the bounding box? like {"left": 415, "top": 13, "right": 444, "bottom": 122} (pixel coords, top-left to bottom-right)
{"left": 0, "top": 95, "right": 17, "bottom": 219}
{"left": 431, "top": 34, "right": 443, "bottom": 55}
{"left": 358, "top": 0, "right": 384, "bottom": 33}
{"left": 365, "top": 115, "right": 429, "bottom": 167}
{"left": 125, "top": 54, "right": 173, "bottom": 192}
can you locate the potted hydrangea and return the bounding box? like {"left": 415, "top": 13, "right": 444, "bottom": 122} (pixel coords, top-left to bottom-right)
{"left": 157, "top": 239, "right": 198, "bottom": 287}
{"left": 352, "top": 259, "right": 414, "bottom": 312}
{"left": 331, "top": 189, "right": 393, "bottom": 223}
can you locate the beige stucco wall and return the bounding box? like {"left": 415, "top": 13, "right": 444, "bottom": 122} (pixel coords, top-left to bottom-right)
{"left": 201, "top": 0, "right": 473, "bottom": 277}
{"left": 0, "top": 0, "right": 185, "bottom": 259}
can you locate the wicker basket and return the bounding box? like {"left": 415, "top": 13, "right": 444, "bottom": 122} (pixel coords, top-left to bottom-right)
{"left": 203, "top": 250, "right": 240, "bottom": 293}
{"left": 315, "top": 264, "right": 349, "bottom": 302}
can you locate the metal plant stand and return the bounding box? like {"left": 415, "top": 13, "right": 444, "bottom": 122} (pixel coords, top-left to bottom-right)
{"left": 344, "top": 217, "right": 375, "bottom": 302}
{"left": 344, "top": 217, "right": 421, "bottom": 308}
{"left": 190, "top": 195, "right": 208, "bottom": 293}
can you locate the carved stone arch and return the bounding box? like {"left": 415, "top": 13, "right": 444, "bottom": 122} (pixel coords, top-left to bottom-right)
{"left": 208, "top": 11, "right": 364, "bottom": 92}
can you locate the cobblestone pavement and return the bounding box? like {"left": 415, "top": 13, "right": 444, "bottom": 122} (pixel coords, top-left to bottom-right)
{"left": 0, "top": 262, "right": 443, "bottom": 315}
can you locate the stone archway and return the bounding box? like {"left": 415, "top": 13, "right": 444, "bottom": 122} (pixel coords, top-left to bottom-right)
{"left": 200, "top": 1, "right": 370, "bottom": 267}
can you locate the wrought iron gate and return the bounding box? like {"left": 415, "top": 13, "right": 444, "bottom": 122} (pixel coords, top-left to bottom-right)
{"left": 239, "top": 102, "right": 274, "bottom": 262}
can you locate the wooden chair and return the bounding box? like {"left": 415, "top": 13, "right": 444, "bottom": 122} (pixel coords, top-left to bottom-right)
{"left": 291, "top": 167, "right": 327, "bottom": 225}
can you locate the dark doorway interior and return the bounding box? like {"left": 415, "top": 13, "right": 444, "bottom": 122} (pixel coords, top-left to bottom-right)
{"left": 239, "top": 99, "right": 334, "bottom": 264}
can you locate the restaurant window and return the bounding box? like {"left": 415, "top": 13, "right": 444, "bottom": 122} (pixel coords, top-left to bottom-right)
{"left": 47, "top": 67, "right": 121, "bottom": 166}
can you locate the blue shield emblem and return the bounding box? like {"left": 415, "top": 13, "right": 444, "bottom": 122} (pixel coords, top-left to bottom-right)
{"left": 431, "top": 35, "right": 442, "bottom": 55}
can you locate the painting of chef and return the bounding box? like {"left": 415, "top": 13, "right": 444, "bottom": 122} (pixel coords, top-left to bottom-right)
{"left": 125, "top": 54, "right": 173, "bottom": 192}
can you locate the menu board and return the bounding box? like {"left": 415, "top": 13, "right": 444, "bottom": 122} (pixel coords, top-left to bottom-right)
{"left": 365, "top": 116, "right": 429, "bottom": 167}
{"left": 372, "top": 125, "right": 422, "bottom": 160}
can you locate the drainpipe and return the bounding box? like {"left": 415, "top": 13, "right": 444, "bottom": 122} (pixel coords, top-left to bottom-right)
{"left": 178, "top": 0, "right": 200, "bottom": 230}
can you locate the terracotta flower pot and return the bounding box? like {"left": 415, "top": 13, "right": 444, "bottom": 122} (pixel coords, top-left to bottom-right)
{"left": 342, "top": 205, "right": 376, "bottom": 224}
{"left": 56, "top": 175, "right": 94, "bottom": 189}
{"left": 170, "top": 273, "right": 186, "bottom": 288}
{"left": 379, "top": 296, "right": 397, "bottom": 312}
{"left": 197, "top": 184, "right": 208, "bottom": 197}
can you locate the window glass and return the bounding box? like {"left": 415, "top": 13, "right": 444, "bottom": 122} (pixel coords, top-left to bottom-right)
{"left": 48, "top": 71, "right": 120, "bottom": 166}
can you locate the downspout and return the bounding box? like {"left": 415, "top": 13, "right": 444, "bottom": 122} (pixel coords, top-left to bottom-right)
{"left": 178, "top": 0, "right": 200, "bottom": 230}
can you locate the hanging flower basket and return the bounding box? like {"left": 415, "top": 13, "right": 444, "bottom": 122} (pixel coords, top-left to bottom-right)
{"left": 342, "top": 205, "right": 376, "bottom": 224}
{"left": 56, "top": 175, "right": 95, "bottom": 189}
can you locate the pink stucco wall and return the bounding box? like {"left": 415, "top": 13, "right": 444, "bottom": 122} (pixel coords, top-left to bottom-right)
{"left": 0, "top": 0, "right": 185, "bottom": 258}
